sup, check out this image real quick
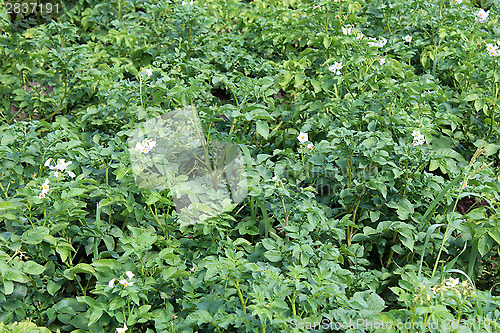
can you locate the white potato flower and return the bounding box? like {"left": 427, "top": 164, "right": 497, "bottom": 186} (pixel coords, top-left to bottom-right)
{"left": 411, "top": 130, "right": 425, "bottom": 146}
{"left": 41, "top": 179, "right": 50, "bottom": 194}
{"left": 446, "top": 277, "right": 460, "bottom": 288}
{"left": 116, "top": 324, "right": 128, "bottom": 333}
{"left": 297, "top": 132, "right": 308, "bottom": 143}
{"left": 341, "top": 26, "right": 352, "bottom": 35}
{"left": 55, "top": 159, "right": 72, "bottom": 171}
{"left": 135, "top": 138, "right": 157, "bottom": 154}
{"left": 477, "top": 9, "right": 489, "bottom": 23}
{"left": 119, "top": 279, "right": 134, "bottom": 287}
{"left": 329, "top": 62, "right": 343, "bottom": 75}
{"left": 368, "top": 37, "right": 387, "bottom": 47}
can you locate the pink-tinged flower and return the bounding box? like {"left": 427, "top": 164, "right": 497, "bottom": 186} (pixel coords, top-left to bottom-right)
{"left": 356, "top": 32, "right": 364, "bottom": 40}
{"left": 476, "top": 9, "right": 489, "bottom": 23}
{"left": 173, "top": 315, "right": 179, "bottom": 319}
{"left": 297, "top": 132, "right": 308, "bottom": 143}
{"left": 116, "top": 324, "right": 127, "bottom": 333}
{"left": 486, "top": 43, "right": 499, "bottom": 56}
{"left": 379, "top": 57, "right": 386, "bottom": 65}
{"left": 67, "top": 171, "right": 76, "bottom": 178}
{"left": 108, "top": 279, "right": 116, "bottom": 288}
{"left": 38, "top": 192, "right": 46, "bottom": 199}
{"left": 306, "top": 143, "right": 314, "bottom": 150}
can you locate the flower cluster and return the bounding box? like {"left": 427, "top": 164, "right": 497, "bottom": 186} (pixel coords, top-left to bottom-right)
{"left": 367, "top": 37, "right": 387, "bottom": 47}
{"left": 135, "top": 138, "right": 156, "bottom": 154}
{"left": 431, "top": 277, "right": 475, "bottom": 299}
{"left": 45, "top": 158, "right": 75, "bottom": 178}
{"left": 411, "top": 130, "right": 425, "bottom": 146}
{"left": 109, "top": 271, "right": 135, "bottom": 288}
{"left": 329, "top": 62, "right": 343, "bottom": 75}
{"left": 39, "top": 179, "right": 50, "bottom": 199}
{"left": 413, "top": 277, "right": 474, "bottom": 306}
{"left": 486, "top": 42, "right": 500, "bottom": 57}
{"left": 476, "top": 9, "right": 489, "bottom": 23}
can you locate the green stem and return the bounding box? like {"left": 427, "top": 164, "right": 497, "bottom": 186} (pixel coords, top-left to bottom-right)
{"left": 385, "top": 232, "right": 398, "bottom": 268}
{"left": 233, "top": 278, "right": 246, "bottom": 315}
{"left": 105, "top": 164, "right": 109, "bottom": 186}
{"left": 73, "top": 272, "right": 86, "bottom": 296}
{"left": 140, "top": 77, "right": 144, "bottom": 109}
{"left": 6, "top": 247, "right": 21, "bottom": 264}
{"left": 431, "top": 179, "right": 464, "bottom": 277}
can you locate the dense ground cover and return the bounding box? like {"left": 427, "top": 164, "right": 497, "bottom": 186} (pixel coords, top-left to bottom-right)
{"left": 1, "top": 0, "right": 500, "bottom": 331}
